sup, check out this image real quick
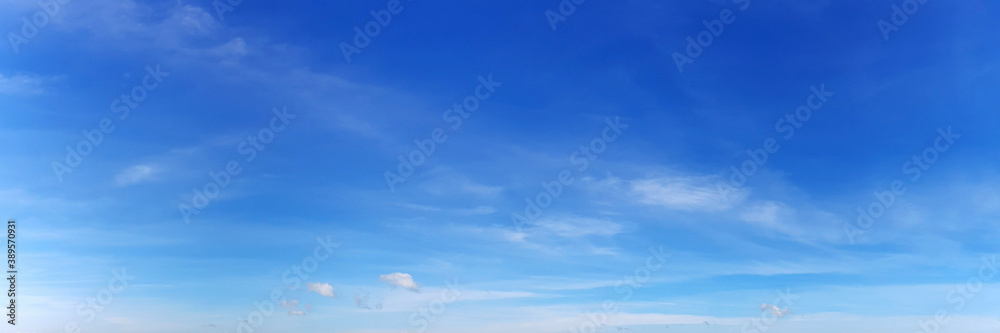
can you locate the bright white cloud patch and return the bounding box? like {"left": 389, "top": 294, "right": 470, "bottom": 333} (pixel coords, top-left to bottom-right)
{"left": 379, "top": 272, "right": 419, "bottom": 292}
{"left": 306, "top": 282, "right": 335, "bottom": 297}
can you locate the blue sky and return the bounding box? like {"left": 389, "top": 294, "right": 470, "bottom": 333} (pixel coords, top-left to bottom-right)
{"left": 3, "top": 0, "right": 1000, "bottom": 332}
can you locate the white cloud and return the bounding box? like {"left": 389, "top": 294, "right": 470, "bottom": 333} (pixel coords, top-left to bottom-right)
{"left": 760, "top": 303, "right": 791, "bottom": 317}
{"left": 161, "top": 5, "right": 218, "bottom": 36}
{"left": 399, "top": 203, "right": 442, "bottom": 211}
{"left": 0, "top": 73, "right": 50, "bottom": 95}
{"left": 418, "top": 171, "right": 503, "bottom": 197}
{"left": 400, "top": 204, "right": 495, "bottom": 216}
{"left": 279, "top": 299, "right": 298, "bottom": 310}
{"left": 503, "top": 230, "right": 528, "bottom": 243}
{"left": 306, "top": 282, "right": 335, "bottom": 297}
{"left": 379, "top": 272, "right": 419, "bottom": 292}
{"left": 458, "top": 181, "right": 503, "bottom": 196}
{"left": 207, "top": 37, "right": 248, "bottom": 58}
{"left": 455, "top": 206, "right": 497, "bottom": 215}
{"left": 280, "top": 299, "right": 309, "bottom": 316}
{"left": 47, "top": 1, "right": 238, "bottom": 57}
{"left": 114, "top": 164, "right": 156, "bottom": 186}
{"left": 630, "top": 176, "right": 745, "bottom": 211}
{"left": 740, "top": 201, "right": 794, "bottom": 227}
{"left": 534, "top": 217, "right": 623, "bottom": 238}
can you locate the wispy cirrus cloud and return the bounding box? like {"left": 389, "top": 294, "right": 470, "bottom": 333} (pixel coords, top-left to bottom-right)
{"left": 114, "top": 164, "right": 156, "bottom": 186}
{"left": 532, "top": 216, "right": 624, "bottom": 238}
{"left": 629, "top": 176, "right": 744, "bottom": 211}
{"left": 0, "top": 73, "right": 56, "bottom": 95}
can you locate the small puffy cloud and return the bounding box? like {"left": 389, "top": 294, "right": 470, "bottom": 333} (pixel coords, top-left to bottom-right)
{"left": 760, "top": 303, "right": 790, "bottom": 317}
{"left": 379, "top": 272, "right": 419, "bottom": 292}
{"left": 279, "top": 300, "right": 298, "bottom": 310}
{"left": 115, "top": 165, "right": 156, "bottom": 186}
{"left": 306, "top": 282, "right": 335, "bottom": 297}
{"left": 280, "top": 299, "right": 310, "bottom": 315}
